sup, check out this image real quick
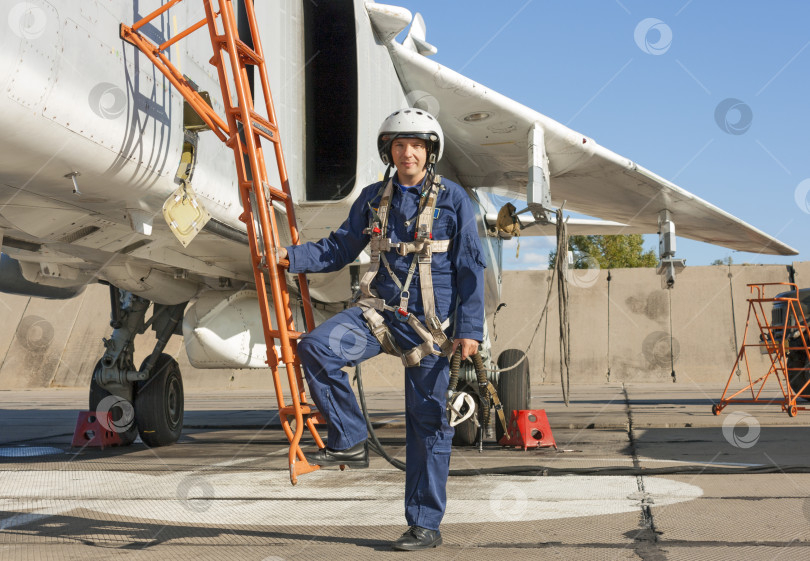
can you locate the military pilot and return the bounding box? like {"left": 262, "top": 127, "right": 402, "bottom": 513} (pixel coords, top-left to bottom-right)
{"left": 279, "top": 108, "right": 485, "bottom": 551}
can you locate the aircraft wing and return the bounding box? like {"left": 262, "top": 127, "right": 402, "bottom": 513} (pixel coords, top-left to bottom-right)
{"left": 384, "top": 22, "right": 797, "bottom": 256}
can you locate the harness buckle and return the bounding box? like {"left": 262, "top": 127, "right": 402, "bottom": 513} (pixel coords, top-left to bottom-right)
{"left": 427, "top": 315, "right": 443, "bottom": 332}
{"left": 397, "top": 290, "right": 410, "bottom": 322}
{"left": 416, "top": 224, "right": 431, "bottom": 241}
{"left": 372, "top": 237, "right": 393, "bottom": 252}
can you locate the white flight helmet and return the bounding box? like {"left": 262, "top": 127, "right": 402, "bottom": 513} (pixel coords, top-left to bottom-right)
{"left": 377, "top": 108, "right": 444, "bottom": 166}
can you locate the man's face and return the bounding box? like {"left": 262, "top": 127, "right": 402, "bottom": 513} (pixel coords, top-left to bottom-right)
{"left": 391, "top": 137, "right": 428, "bottom": 185}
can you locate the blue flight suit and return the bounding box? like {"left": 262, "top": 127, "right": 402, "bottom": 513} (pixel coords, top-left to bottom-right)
{"left": 286, "top": 173, "right": 486, "bottom": 530}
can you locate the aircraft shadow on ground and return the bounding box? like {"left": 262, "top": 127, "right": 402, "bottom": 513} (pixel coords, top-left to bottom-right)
{"left": 0, "top": 510, "right": 393, "bottom": 551}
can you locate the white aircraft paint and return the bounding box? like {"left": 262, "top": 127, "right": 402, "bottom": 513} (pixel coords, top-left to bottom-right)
{"left": 0, "top": 469, "right": 702, "bottom": 527}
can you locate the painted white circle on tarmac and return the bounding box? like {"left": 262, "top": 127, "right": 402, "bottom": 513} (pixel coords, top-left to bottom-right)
{"left": 0, "top": 469, "right": 702, "bottom": 527}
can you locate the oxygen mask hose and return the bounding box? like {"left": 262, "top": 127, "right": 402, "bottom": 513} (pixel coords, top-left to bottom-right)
{"left": 472, "top": 351, "right": 491, "bottom": 433}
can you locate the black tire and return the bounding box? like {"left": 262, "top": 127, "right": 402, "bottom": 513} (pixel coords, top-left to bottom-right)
{"left": 451, "top": 380, "right": 478, "bottom": 447}
{"left": 89, "top": 360, "right": 138, "bottom": 445}
{"left": 134, "top": 354, "right": 184, "bottom": 447}
{"left": 495, "top": 349, "right": 530, "bottom": 442}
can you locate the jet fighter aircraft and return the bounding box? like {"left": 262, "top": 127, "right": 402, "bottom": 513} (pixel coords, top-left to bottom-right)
{"left": 0, "top": 1, "right": 796, "bottom": 447}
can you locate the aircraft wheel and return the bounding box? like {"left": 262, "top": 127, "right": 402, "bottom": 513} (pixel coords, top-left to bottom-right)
{"left": 89, "top": 361, "right": 138, "bottom": 445}
{"left": 451, "top": 380, "right": 478, "bottom": 447}
{"left": 135, "top": 354, "right": 184, "bottom": 447}
{"left": 495, "top": 349, "right": 530, "bottom": 443}
{"left": 711, "top": 404, "right": 721, "bottom": 416}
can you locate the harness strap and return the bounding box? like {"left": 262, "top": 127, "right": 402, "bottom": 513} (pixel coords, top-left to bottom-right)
{"left": 486, "top": 380, "right": 511, "bottom": 438}
{"left": 361, "top": 306, "right": 401, "bottom": 356}
{"left": 355, "top": 175, "right": 457, "bottom": 367}
{"left": 370, "top": 237, "right": 451, "bottom": 255}
{"left": 357, "top": 179, "right": 395, "bottom": 300}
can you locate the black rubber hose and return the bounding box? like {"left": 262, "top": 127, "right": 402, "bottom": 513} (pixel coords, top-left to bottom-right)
{"left": 355, "top": 362, "right": 406, "bottom": 471}
{"left": 448, "top": 350, "right": 461, "bottom": 393}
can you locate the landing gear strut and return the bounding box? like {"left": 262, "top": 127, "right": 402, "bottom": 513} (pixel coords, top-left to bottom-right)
{"left": 89, "top": 285, "right": 187, "bottom": 447}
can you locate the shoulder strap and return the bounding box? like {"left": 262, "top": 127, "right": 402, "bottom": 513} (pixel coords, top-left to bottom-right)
{"left": 417, "top": 177, "right": 454, "bottom": 356}
{"left": 358, "top": 178, "right": 394, "bottom": 299}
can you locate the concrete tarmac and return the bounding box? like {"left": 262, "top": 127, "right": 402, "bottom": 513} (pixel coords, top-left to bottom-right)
{"left": 2, "top": 383, "right": 810, "bottom": 560}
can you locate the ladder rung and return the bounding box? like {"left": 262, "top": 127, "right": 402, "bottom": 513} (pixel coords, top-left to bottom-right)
{"left": 279, "top": 408, "right": 326, "bottom": 426}
{"left": 218, "top": 37, "right": 263, "bottom": 65}
{"left": 250, "top": 114, "right": 279, "bottom": 143}
{"left": 265, "top": 329, "right": 303, "bottom": 340}
{"left": 228, "top": 108, "right": 279, "bottom": 142}
{"left": 237, "top": 40, "right": 263, "bottom": 65}
{"left": 239, "top": 180, "right": 288, "bottom": 202}
{"left": 280, "top": 404, "right": 315, "bottom": 416}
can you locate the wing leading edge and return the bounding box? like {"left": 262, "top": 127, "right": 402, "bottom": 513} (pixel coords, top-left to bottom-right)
{"left": 381, "top": 15, "right": 797, "bottom": 257}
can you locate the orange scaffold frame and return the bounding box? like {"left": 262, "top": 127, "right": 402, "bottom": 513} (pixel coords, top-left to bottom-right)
{"left": 714, "top": 282, "right": 810, "bottom": 418}
{"left": 120, "top": 0, "right": 324, "bottom": 484}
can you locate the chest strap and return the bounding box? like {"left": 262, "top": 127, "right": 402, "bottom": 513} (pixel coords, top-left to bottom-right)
{"left": 354, "top": 177, "right": 455, "bottom": 367}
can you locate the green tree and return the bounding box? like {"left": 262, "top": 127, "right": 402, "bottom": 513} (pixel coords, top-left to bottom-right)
{"left": 548, "top": 234, "right": 658, "bottom": 269}
{"left": 710, "top": 256, "right": 733, "bottom": 266}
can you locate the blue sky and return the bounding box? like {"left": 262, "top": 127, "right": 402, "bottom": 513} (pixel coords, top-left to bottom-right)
{"left": 392, "top": 1, "right": 810, "bottom": 269}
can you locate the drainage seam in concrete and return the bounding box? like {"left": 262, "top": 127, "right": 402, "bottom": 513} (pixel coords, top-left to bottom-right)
{"left": 623, "top": 384, "right": 666, "bottom": 561}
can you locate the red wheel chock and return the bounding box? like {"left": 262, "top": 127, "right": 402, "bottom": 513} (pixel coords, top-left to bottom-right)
{"left": 498, "top": 409, "right": 557, "bottom": 450}
{"left": 71, "top": 411, "right": 123, "bottom": 449}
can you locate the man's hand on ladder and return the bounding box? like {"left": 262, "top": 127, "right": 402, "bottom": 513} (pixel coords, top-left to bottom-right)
{"left": 277, "top": 247, "right": 288, "bottom": 264}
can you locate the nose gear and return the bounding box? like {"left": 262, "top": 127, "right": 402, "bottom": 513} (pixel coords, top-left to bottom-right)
{"left": 353, "top": 176, "right": 454, "bottom": 367}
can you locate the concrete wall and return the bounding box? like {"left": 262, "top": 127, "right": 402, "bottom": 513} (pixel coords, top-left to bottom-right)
{"left": 0, "top": 262, "right": 805, "bottom": 391}
{"left": 490, "top": 263, "right": 797, "bottom": 388}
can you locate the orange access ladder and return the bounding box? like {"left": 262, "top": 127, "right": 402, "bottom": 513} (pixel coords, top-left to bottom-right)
{"left": 120, "top": 0, "right": 323, "bottom": 484}
{"left": 714, "top": 283, "right": 810, "bottom": 418}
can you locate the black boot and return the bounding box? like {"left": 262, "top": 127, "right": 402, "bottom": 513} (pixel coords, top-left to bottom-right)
{"left": 307, "top": 440, "right": 369, "bottom": 469}
{"left": 392, "top": 525, "right": 442, "bottom": 551}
